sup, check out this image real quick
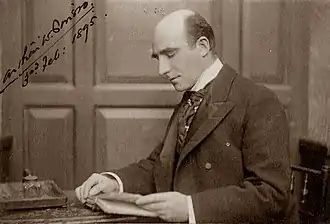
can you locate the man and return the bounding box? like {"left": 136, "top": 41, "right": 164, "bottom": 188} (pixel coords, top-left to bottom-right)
{"left": 76, "top": 9, "right": 295, "bottom": 223}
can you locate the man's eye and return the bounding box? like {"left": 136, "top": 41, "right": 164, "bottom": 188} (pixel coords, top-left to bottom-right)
{"left": 167, "top": 52, "right": 176, "bottom": 58}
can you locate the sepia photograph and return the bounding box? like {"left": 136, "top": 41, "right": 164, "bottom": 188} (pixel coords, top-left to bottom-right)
{"left": 0, "top": 0, "right": 329, "bottom": 223}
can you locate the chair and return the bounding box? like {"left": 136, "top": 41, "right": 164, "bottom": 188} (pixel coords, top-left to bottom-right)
{"left": 290, "top": 139, "right": 330, "bottom": 223}
{"left": 0, "top": 135, "right": 13, "bottom": 182}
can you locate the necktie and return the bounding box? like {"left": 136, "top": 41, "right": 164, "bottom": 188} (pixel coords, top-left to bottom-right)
{"left": 176, "top": 89, "right": 205, "bottom": 153}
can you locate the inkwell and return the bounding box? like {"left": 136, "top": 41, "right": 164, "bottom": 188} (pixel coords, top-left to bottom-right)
{"left": 22, "top": 168, "right": 41, "bottom": 198}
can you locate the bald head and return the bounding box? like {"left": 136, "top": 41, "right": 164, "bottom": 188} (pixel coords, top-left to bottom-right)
{"left": 155, "top": 9, "right": 194, "bottom": 36}
{"left": 154, "top": 9, "right": 216, "bottom": 54}
{"left": 153, "top": 9, "right": 193, "bottom": 50}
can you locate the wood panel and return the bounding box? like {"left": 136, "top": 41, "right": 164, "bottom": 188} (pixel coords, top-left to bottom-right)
{"left": 23, "top": 108, "right": 74, "bottom": 189}
{"left": 284, "top": 0, "right": 310, "bottom": 164}
{"left": 242, "top": 1, "right": 282, "bottom": 83}
{"left": 1, "top": 0, "right": 24, "bottom": 181}
{"left": 97, "top": 0, "right": 213, "bottom": 83}
{"left": 73, "top": 0, "right": 96, "bottom": 187}
{"left": 221, "top": 0, "right": 241, "bottom": 72}
{"left": 308, "top": 1, "right": 330, "bottom": 146}
{"left": 240, "top": 0, "right": 293, "bottom": 107}
{"left": 0, "top": 19, "right": 2, "bottom": 137}
{"left": 95, "top": 108, "right": 172, "bottom": 172}
{"left": 24, "top": 0, "right": 73, "bottom": 84}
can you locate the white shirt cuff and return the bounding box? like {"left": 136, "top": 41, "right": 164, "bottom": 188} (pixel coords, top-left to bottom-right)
{"left": 100, "top": 172, "right": 124, "bottom": 193}
{"left": 187, "top": 195, "right": 196, "bottom": 224}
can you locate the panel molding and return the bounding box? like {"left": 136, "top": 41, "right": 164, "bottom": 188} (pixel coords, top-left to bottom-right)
{"left": 221, "top": 0, "right": 241, "bottom": 72}
{"left": 102, "top": 76, "right": 168, "bottom": 84}
{"left": 23, "top": 107, "right": 75, "bottom": 189}
{"left": 242, "top": 1, "right": 283, "bottom": 82}
{"left": 95, "top": 108, "right": 173, "bottom": 172}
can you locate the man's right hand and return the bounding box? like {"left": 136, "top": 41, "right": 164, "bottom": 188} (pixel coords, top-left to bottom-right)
{"left": 75, "top": 173, "right": 119, "bottom": 204}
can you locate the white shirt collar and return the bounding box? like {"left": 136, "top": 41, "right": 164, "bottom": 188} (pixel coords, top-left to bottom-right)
{"left": 190, "top": 58, "right": 223, "bottom": 92}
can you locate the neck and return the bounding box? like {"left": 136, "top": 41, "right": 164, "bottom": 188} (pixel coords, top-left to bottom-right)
{"left": 201, "top": 54, "right": 218, "bottom": 71}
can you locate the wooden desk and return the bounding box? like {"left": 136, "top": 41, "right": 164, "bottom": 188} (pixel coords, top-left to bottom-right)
{"left": 0, "top": 191, "right": 162, "bottom": 223}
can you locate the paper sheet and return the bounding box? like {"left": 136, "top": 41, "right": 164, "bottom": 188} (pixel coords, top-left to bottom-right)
{"left": 95, "top": 193, "right": 158, "bottom": 217}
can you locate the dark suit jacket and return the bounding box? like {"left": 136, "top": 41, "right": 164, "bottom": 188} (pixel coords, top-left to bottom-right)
{"left": 113, "top": 64, "right": 297, "bottom": 223}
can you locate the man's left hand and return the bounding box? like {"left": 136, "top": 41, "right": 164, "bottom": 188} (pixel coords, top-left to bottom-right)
{"left": 135, "top": 192, "right": 189, "bottom": 222}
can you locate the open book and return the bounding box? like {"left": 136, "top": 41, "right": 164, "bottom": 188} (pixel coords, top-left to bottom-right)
{"left": 95, "top": 192, "right": 158, "bottom": 217}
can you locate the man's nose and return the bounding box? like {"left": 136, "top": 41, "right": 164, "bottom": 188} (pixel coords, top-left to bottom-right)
{"left": 158, "top": 57, "right": 170, "bottom": 76}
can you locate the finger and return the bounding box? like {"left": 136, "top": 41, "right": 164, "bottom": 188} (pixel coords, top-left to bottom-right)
{"left": 89, "top": 181, "right": 108, "bottom": 196}
{"left": 86, "top": 201, "right": 100, "bottom": 211}
{"left": 76, "top": 186, "right": 86, "bottom": 204}
{"left": 80, "top": 185, "right": 85, "bottom": 203}
{"left": 85, "top": 201, "right": 99, "bottom": 211}
{"left": 135, "top": 193, "right": 167, "bottom": 205}
{"left": 75, "top": 186, "right": 82, "bottom": 201}
{"left": 95, "top": 197, "right": 108, "bottom": 212}
{"left": 91, "top": 205, "right": 100, "bottom": 212}
{"left": 82, "top": 175, "right": 99, "bottom": 200}
{"left": 86, "top": 197, "right": 96, "bottom": 205}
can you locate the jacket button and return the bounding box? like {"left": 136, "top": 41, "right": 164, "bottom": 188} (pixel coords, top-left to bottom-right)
{"left": 205, "top": 162, "right": 212, "bottom": 170}
{"left": 225, "top": 142, "right": 231, "bottom": 147}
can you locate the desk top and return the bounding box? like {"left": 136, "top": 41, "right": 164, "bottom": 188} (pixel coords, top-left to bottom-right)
{"left": 0, "top": 190, "right": 162, "bottom": 223}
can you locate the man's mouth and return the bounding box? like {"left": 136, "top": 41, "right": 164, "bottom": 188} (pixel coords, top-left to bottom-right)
{"left": 169, "top": 76, "right": 178, "bottom": 82}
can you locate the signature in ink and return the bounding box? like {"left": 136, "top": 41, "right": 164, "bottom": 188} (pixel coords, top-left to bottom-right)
{"left": 42, "top": 1, "right": 90, "bottom": 47}
{"left": 21, "top": 48, "right": 60, "bottom": 87}
{"left": 21, "top": 15, "right": 97, "bottom": 88}
{"left": 1, "top": 1, "right": 96, "bottom": 94}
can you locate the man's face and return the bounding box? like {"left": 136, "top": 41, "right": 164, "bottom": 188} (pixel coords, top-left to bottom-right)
{"left": 152, "top": 20, "right": 204, "bottom": 92}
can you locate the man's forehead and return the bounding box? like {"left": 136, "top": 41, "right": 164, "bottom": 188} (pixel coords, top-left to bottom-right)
{"left": 152, "top": 35, "right": 186, "bottom": 50}
{"left": 151, "top": 9, "right": 194, "bottom": 54}
{"left": 152, "top": 20, "right": 186, "bottom": 52}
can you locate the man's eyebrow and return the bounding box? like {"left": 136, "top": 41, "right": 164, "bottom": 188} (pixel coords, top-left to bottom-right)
{"left": 151, "top": 47, "right": 178, "bottom": 59}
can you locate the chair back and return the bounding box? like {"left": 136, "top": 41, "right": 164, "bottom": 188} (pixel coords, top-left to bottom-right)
{"left": 290, "top": 139, "right": 330, "bottom": 223}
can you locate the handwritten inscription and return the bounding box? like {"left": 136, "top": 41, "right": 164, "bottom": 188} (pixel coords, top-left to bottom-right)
{"left": 42, "top": 1, "right": 89, "bottom": 47}
{"left": 21, "top": 48, "right": 61, "bottom": 87}
{"left": 1, "top": 1, "right": 99, "bottom": 94}
{"left": 72, "top": 15, "right": 97, "bottom": 44}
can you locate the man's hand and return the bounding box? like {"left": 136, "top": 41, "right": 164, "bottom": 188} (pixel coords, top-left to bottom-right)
{"left": 135, "top": 192, "right": 189, "bottom": 222}
{"left": 75, "top": 173, "right": 119, "bottom": 205}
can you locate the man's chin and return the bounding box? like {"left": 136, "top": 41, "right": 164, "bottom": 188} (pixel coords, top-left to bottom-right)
{"left": 172, "top": 84, "right": 186, "bottom": 92}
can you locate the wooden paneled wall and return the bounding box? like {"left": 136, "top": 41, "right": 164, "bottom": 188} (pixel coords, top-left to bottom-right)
{"left": 308, "top": 1, "right": 330, "bottom": 147}
{"left": 1, "top": 0, "right": 329, "bottom": 188}
{"left": 0, "top": 36, "right": 2, "bottom": 137}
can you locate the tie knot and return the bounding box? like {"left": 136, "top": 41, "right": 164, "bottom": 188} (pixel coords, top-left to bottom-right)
{"left": 184, "top": 89, "right": 205, "bottom": 104}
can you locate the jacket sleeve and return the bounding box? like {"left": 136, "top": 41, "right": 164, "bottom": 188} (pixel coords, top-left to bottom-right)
{"left": 191, "top": 90, "right": 292, "bottom": 223}
{"left": 110, "top": 141, "right": 163, "bottom": 195}
{"left": 109, "top": 108, "right": 178, "bottom": 195}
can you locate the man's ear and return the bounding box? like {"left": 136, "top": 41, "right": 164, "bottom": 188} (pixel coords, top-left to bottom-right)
{"left": 196, "top": 36, "right": 210, "bottom": 57}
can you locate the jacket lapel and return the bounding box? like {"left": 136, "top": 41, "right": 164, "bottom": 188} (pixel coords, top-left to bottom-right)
{"left": 176, "top": 64, "right": 237, "bottom": 171}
